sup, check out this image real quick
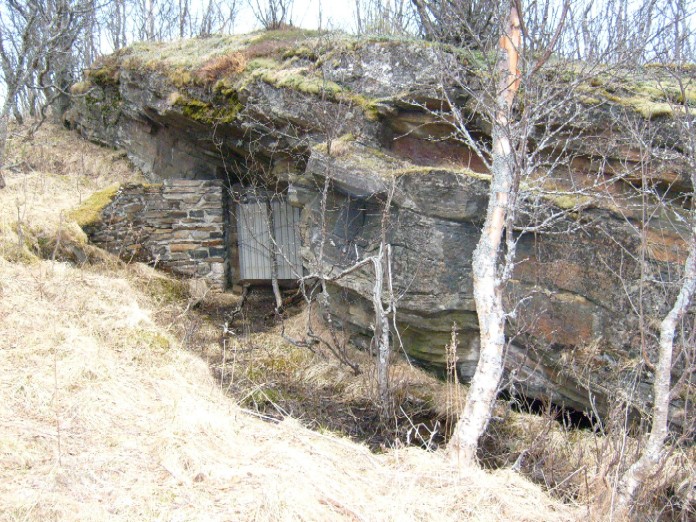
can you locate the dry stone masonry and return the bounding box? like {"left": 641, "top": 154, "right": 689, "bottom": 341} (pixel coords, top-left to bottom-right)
{"left": 88, "top": 180, "right": 227, "bottom": 289}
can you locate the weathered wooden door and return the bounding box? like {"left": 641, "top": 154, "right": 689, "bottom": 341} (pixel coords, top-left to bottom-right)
{"left": 236, "top": 198, "right": 302, "bottom": 281}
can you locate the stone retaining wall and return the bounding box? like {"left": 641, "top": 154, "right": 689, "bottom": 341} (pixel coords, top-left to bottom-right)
{"left": 88, "top": 180, "right": 227, "bottom": 289}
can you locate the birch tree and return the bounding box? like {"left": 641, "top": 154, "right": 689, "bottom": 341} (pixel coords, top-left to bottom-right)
{"left": 410, "top": 0, "right": 499, "bottom": 47}
{"left": 613, "top": 76, "right": 696, "bottom": 517}
{"left": 446, "top": 1, "right": 522, "bottom": 467}
{"left": 247, "top": 0, "right": 294, "bottom": 30}
{"left": 0, "top": 0, "right": 89, "bottom": 185}
{"left": 616, "top": 224, "right": 695, "bottom": 514}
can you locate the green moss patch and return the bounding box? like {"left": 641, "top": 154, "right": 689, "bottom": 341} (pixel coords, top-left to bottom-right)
{"left": 172, "top": 94, "right": 241, "bottom": 124}
{"left": 144, "top": 276, "right": 188, "bottom": 305}
{"left": 70, "top": 81, "right": 92, "bottom": 95}
{"left": 580, "top": 71, "right": 696, "bottom": 119}
{"left": 246, "top": 57, "right": 280, "bottom": 71}
{"left": 257, "top": 67, "right": 343, "bottom": 96}
{"left": 85, "top": 53, "right": 123, "bottom": 88}
{"left": 68, "top": 183, "right": 121, "bottom": 228}
{"left": 541, "top": 193, "right": 595, "bottom": 210}
{"left": 398, "top": 165, "right": 489, "bottom": 180}
{"left": 127, "top": 328, "right": 172, "bottom": 353}
{"left": 248, "top": 63, "right": 383, "bottom": 120}
{"left": 0, "top": 239, "right": 40, "bottom": 264}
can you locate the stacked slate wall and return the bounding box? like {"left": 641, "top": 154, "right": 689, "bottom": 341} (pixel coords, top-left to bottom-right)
{"left": 88, "top": 180, "right": 227, "bottom": 289}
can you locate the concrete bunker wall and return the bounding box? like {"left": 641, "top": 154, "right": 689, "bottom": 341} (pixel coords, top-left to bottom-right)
{"left": 89, "top": 180, "right": 228, "bottom": 289}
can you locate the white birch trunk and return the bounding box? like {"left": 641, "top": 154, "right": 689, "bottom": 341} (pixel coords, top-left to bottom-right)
{"left": 448, "top": 4, "right": 521, "bottom": 467}
{"left": 615, "top": 224, "right": 696, "bottom": 511}
{"left": 146, "top": 0, "right": 155, "bottom": 40}
{"left": 372, "top": 245, "right": 391, "bottom": 419}
{"left": 0, "top": 95, "right": 15, "bottom": 188}
{"left": 266, "top": 201, "right": 283, "bottom": 311}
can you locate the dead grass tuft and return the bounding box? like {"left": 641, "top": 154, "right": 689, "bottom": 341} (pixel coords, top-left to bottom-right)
{"left": 195, "top": 51, "right": 247, "bottom": 84}
{"left": 244, "top": 39, "right": 294, "bottom": 60}
{"left": 69, "top": 81, "right": 92, "bottom": 95}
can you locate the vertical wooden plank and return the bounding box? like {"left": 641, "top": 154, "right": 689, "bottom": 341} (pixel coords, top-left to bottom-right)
{"left": 283, "top": 203, "right": 292, "bottom": 279}
{"left": 251, "top": 202, "right": 260, "bottom": 279}
{"left": 237, "top": 203, "right": 251, "bottom": 280}
{"left": 246, "top": 203, "right": 254, "bottom": 280}
{"left": 236, "top": 203, "right": 246, "bottom": 279}
{"left": 292, "top": 205, "right": 301, "bottom": 276}
{"left": 256, "top": 201, "right": 271, "bottom": 280}
{"left": 238, "top": 198, "right": 303, "bottom": 282}
{"left": 250, "top": 204, "right": 257, "bottom": 278}
{"left": 274, "top": 200, "right": 289, "bottom": 279}
{"left": 272, "top": 200, "right": 283, "bottom": 279}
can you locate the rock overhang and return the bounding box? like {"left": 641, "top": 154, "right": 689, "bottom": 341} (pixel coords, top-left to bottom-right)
{"left": 65, "top": 29, "right": 694, "bottom": 431}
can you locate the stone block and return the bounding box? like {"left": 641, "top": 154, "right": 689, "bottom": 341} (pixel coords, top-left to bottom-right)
{"left": 210, "top": 263, "right": 225, "bottom": 275}
{"left": 189, "top": 230, "right": 215, "bottom": 239}
{"left": 172, "top": 266, "right": 197, "bottom": 276}
{"left": 170, "top": 243, "right": 198, "bottom": 252}
{"left": 163, "top": 252, "right": 190, "bottom": 261}
{"left": 196, "top": 264, "right": 212, "bottom": 275}
{"left": 176, "top": 225, "right": 219, "bottom": 233}
{"left": 122, "top": 203, "right": 145, "bottom": 212}
{"left": 165, "top": 179, "right": 212, "bottom": 187}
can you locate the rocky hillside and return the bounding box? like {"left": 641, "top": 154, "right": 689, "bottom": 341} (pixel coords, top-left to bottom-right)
{"left": 65, "top": 29, "right": 694, "bottom": 429}
{"left": 0, "top": 122, "right": 588, "bottom": 521}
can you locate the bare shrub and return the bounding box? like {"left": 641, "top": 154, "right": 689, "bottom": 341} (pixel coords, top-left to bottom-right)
{"left": 247, "top": 0, "right": 294, "bottom": 31}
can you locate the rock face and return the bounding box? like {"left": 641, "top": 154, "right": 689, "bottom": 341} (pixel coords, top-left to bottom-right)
{"left": 65, "top": 30, "right": 694, "bottom": 429}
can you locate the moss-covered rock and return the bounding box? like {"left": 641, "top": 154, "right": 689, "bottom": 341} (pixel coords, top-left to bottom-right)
{"left": 171, "top": 93, "right": 241, "bottom": 124}
{"left": 68, "top": 184, "right": 120, "bottom": 228}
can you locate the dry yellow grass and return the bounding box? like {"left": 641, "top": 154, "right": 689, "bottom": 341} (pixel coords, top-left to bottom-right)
{"left": 196, "top": 52, "right": 247, "bottom": 84}
{"left": 0, "top": 123, "right": 140, "bottom": 263}
{"left": 0, "top": 122, "right": 579, "bottom": 521}
{"left": 0, "top": 258, "right": 577, "bottom": 521}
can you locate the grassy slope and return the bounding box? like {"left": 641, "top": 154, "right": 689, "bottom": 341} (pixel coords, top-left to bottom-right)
{"left": 0, "top": 123, "right": 577, "bottom": 521}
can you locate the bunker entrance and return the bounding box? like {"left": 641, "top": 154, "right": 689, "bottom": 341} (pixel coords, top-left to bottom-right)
{"left": 227, "top": 185, "right": 303, "bottom": 291}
